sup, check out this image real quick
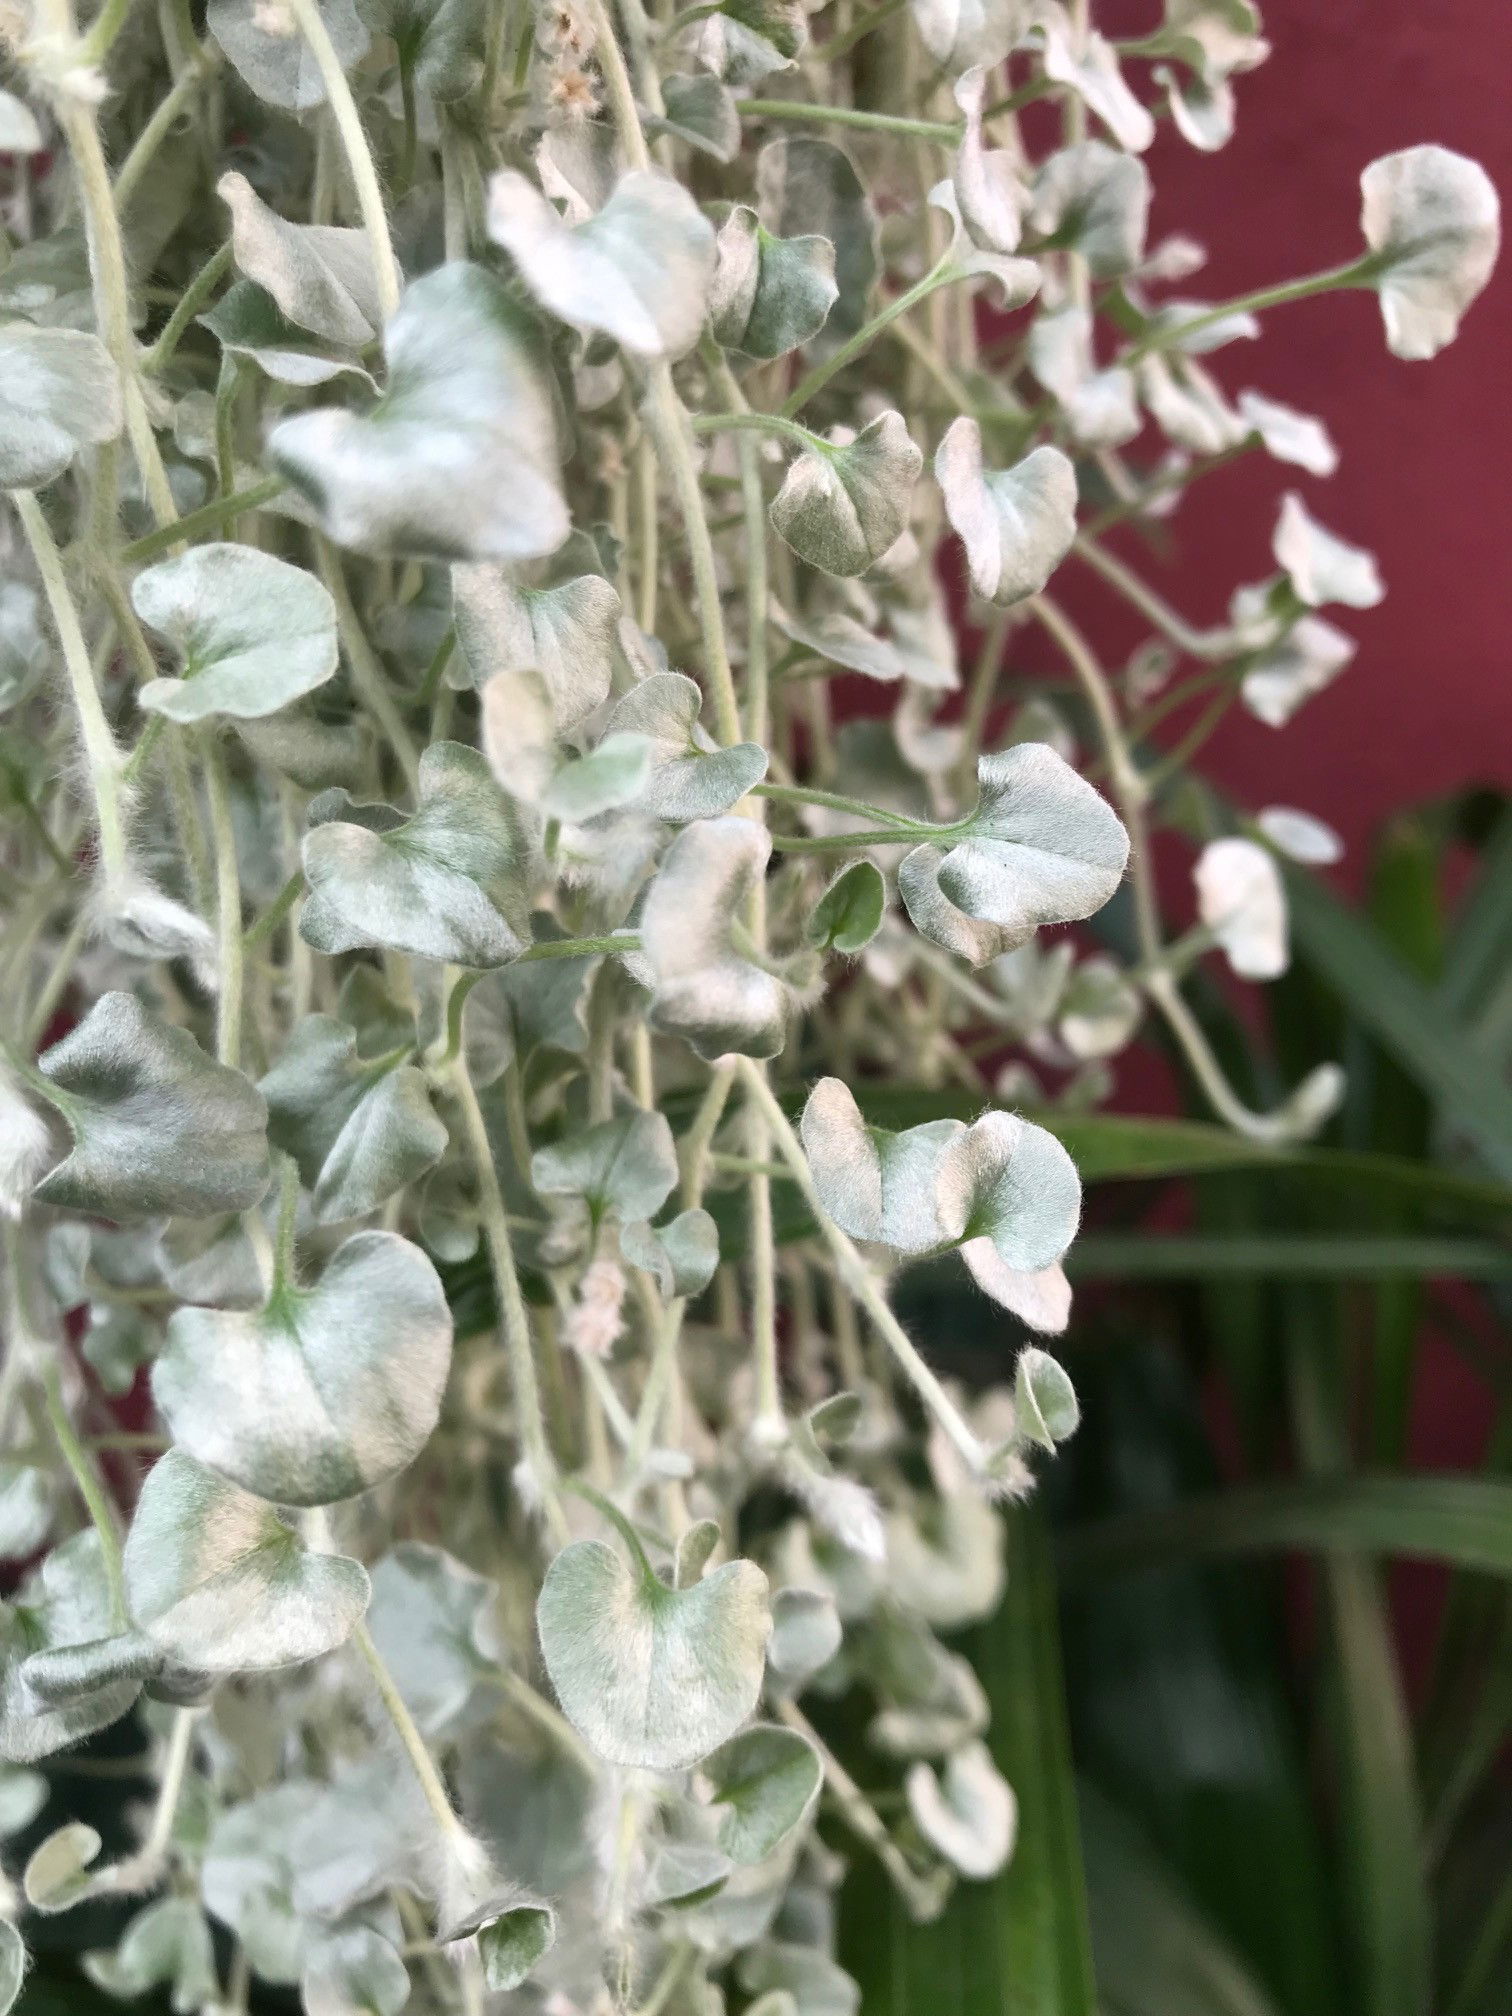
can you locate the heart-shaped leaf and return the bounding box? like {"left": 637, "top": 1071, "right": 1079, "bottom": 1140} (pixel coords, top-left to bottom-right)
{"left": 771, "top": 412, "right": 922, "bottom": 577}
{"left": 756, "top": 138, "right": 877, "bottom": 346}
{"left": 807, "top": 859, "right": 886, "bottom": 954}
{"left": 1, "top": 1533, "right": 141, "bottom": 1763}
{"left": 269, "top": 263, "right": 568, "bottom": 561}
{"left": 1012, "top": 1345, "right": 1080, "bottom": 1449}
{"left": 153, "top": 1229, "right": 452, "bottom": 1506}
{"left": 1360, "top": 144, "right": 1500, "bottom": 360}
{"left": 1194, "top": 835, "right": 1288, "bottom": 979}
{"left": 537, "top": 1507, "right": 770, "bottom": 1770}
{"left": 478, "top": 1907, "right": 556, "bottom": 1991}
{"left": 601, "top": 673, "right": 768, "bottom": 821}
{"left": 1240, "top": 611, "right": 1355, "bottom": 727}
{"left": 1235, "top": 389, "right": 1338, "bottom": 476}
{"left": 358, "top": 0, "right": 485, "bottom": 98}
{"left": 0, "top": 326, "right": 121, "bottom": 490}
{"left": 1272, "top": 492, "right": 1384, "bottom": 610}
{"left": 768, "top": 1586, "right": 841, "bottom": 1686}
{"left": 33, "top": 992, "right": 270, "bottom": 1220}
{"left": 201, "top": 279, "right": 375, "bottom": 388}
{"left": 936, "top": 427, "right": 1078, "bottom": 605}
{"left": 656, "top": 72, "right": 741, "bottom": 161}
{"left": 1036, "top": 18, "right": 1155, "bottom": 152}
{"left": 532, "top": 1110, "right": 679, "bottom": 1224}
{"left": 899, "top": 743, "right": 1128, "bottom": 963}
{"left": 1028, "top": 140, "right": 1151, "bottom": 277}
{"left": 620, "top": 1208, "right": 720, "bottom": 1299}
{"left": 679, "top": 0, "right": 804, "bottom": 85}
{"left": 83, "top": 1897, "right": 218, "bottom": 2008}
{"left": 124, "top": 1450, "right": 371, "bottom": 1672}
{"left": 23, "top": 1821, "right": 101, "bottom": 1913}
{"left": 300, "top": 742, "right": 536, "bottom": 967}
{"left": 905, "top": 1740, "right": 1016, "bottom": 1878}
{"left": 642, "top": 817, "right": 788, "bottom": 1061}
{"left": 364, "top": 1543, "right": 499, "bottom": 1736}
{"left": 207, "top": 0, "right": 371, "bottom": 110}
{"left": 487, "top": 168, "right": 715, "bottom": 359}
{"left": 1028, "top": 304, "right": 1140, "bottom": 448}
{"left": 218, "top": 170, "right": 385, "bottom": 348}
{"left": 704, "top": 1724, "right": 822, "bottom": 1864}
{"left": 951, "top": 66, "right": 1026, "bottom": 254}
{"left": 711, "top": 206, "right": 839, "bottom": 359}
{"left": 452, "top": 566, "right": 620, "bottom": 732}
{"left": 259, "top": 1014, "right": 446, "bottom": 1222}
{"left": 131, "top": 543, "right": 339, "bottom": 723}
{"left": 301, "top": 1924, "right": 410, "bottom": 2016}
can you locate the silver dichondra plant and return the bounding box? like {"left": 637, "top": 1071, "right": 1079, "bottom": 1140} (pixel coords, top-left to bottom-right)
{"left": 0, "top": 0, "right": 1498, "bottom": 2010}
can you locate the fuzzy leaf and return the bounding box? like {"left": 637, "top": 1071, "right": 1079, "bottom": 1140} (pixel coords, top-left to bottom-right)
{"left": 153, "top": 1230, "right": 452, "bottom": 1507}
{"left": 601, "top": 673, "right": 768, "bottom": 820}
{"left": 1360, "top": 143, "right": 1500, "bottom": 360}
{"left": 23, "top": 1821, "right": 101, "bottom": 1913}
{"left": 218, "top": 170, "right": 385, "bottom": 348}
{"left": 1027, "top": 305, "right": 1140, "bottom": 448}
{"left": 807, "top": 860, "right": 886, "bottom": 954}
{"left": 1256, "top": 805, "right": 1344, "bottom": 866}
{"left": 532, "top": 1110, "right": 679, "bottom": 1223}
{"left": 936, "top": 427, "right": 1078, "bottom": 605}
{"left": 301, "top": 1924, "right": 410, "bottom": 2016}
{"left": 132, "top": 543, "right": 339, "bottom": 723}
{"left": 359, "top": 0, "right": 485, "bottom": 98}
{"left": 202, "top": 279, "right": 374, "bottom": 388}
{"left": 642, "top": 817, "right": 788, "bottom": 1061}
{"left": 537, "top": 1520, "right": 770, "bottom": 1770}
{"left": 487, "top": 168, "right": 715, "bottom": 359}
{"left": 1036, "top": 20, "right": 1155, "bottom": 152}
{"left": 0, "top": 1534, "right": 141, "bottom": 1764}
{"left": 33, "top": 993, "right": 269, "bottom": 1220}
{"left": 621, "top": 1208, "right": 720, "bottom": 1299}
{"left": 477, "top": 1907, "right": 556, "bottom": 1991}
{"left": 680, "top": 0, "right": 805, "bottom": 83}
{"left": 771, "top": 413, "right": 922, "bottom": 577}
{"left": 1241, "top": 612, "right": 1355, "bottom": 727}
{"left": 1195, "top": 834, "right": 1289, "bottom": 979}
{"left": 364, "top": 1543, "right": 498, "bottom": 1736}
{"left": 705, "top": 1723, "right": 822, "bottom": 1864}
{"left": 756, "top": 138, "right": 877, "bottom": 346}
{"left": 0, "top": 1922, "right": 18, "bottom": 2016}
{"left": 656, "top": 73, "right": 742, "bottom": 161}
{"left": 0, "top": 326, "right": 121, "bottom": 490}
{"left": 711, "top": 207, "right": 839, "bottom": 359}
{"left": 1028, "top": 141, "right": 1151, "bottom": 277}
{"left": 1236, "top": 388, "right": 1338, "bottom": 476}
{"left": 738, "top": 1944, "right": 860, "bottom": 2016}
{"left": 910, "top": 0, "right": 1018, "bottom": 70}
{"left": 768, "top": 1586, "right": 841, "bottom": 1685}
{"left": 269, "top": 263, "right": 568, "bottom": 561}
{"left": 208, "top": 0, "right": 371, "bottom": 111}
{"left": 905, "top": 1740, "right": 1017, "bottom": 1877}
{"left": 452, "top": 566, "right": 619, "bottom": 731}
{"left": 83, "top": 1898, "right": 218, "bottom": 2007}
{"left": 300, "top": 742, "right": 535, "bottom": 967}
{"left": 1013, "top": 1344, "right": 1080, "bottom": 1447}
{"left": 124, "top": 1451, "right": 371, "bottom": 1673}
{"left": 800, "top": 1076, "right": 1081, "bottom": 1272}
{"left": 952, "top": 66, "right": 1025, "bottom": 253}
{"left": 1272, "top": 492, "right": 1383, "bottom": 610}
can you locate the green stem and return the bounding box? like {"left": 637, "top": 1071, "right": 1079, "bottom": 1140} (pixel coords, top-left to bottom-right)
{"left": 78, "top": 0, "right": 134, "bottom": 63}
{"left": 121, "top": 477, "right": 285, "bottom": 563}
{"left": 143, "top": 240, "right": 233, "bottom": 375}
{"left": 518, "top": 933, "right": 640, "bottom": 963}
{"left": 781, "top": 253, "right": 958, "bottom": 418}
{"left": 350, "top": 1618, "right": 464, "bottom": 1837}
{"left": 201, "top": 734, "right": 243, "bottom": 1069}
{"left": 690, "top": 409, "right": 825, "bottom": 453}
{"left": 316, "top": 541, "right": 423, "bottom": 794}
{"left": 1072, "top": 534, "right": 1240, "bottom": 662}
{"left": 112, "top": 43, "right": 222, "bottom": 209}
{"left": 645, "top": 363, "right": 741, "bottom": 747}
{"left": 768, "top": 826, "right": 930, "bottom": 854}
{"left": 43, "top": 1360, "right": 127, "bottom": 1627}
{"left": 1121, "top": 255, "right": 1380, "bottom": 363}
{"left": 243, "top": 869, "right": 304, "bottom": 952}
{"left": 285, "top": 0, "right": 403, "bottom": 321}
{"left": 754, "top": 781, "right": 929, "bottom": 828}
{"left": 740, "top": 98, "right": 959, "bottom": 144}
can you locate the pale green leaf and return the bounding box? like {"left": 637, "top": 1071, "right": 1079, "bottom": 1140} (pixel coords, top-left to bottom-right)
{"left": 767, "top": 1586, "right": 841, "bottom": 1685}
{"left": 602, "top": 672, "right": 768, "bottom": 821}
{"left": 358, "top": 0, "right": 485, "bottom": 98}
{"left": 738, "top": 1943, "right": 860, "bottom": 2016}
{"left": 218, "top": 169, "right": 385, "bottom": 348}
{"left": 208, "top": 0, "right": 371, "bottom": 110}
{"left": 756, "top": 138, "right": 877, "bottom": 346}
{"left": 936, "top": 427, "right": 1078, "bottom": 605}
{"left": 1029, "top": 141, "right": 1151, "bottom": 277}
{"left": 772, "top": 413, "right": 922, "bottom": 577}
{"left": 0, "top": 89, "right": 42, "bottom": 153}
{"left": 0, "top": 1533, "right": 141, "bottom": 1764}
{"left": 83, "top": 1898, "right": 218, "bottom": 2009}
{"left": 0, "top": 326, "right": 121, "bottom": 490}
{"left": 905, "top": 1739, "right": 1017, "bottom": 1877}
{"left": 808, "top": 859, "right": 886, "bottom": 954}
{"left": 532, "top": 1109, "right": 679, "bottom": 1223}
{"left": 621, "top": 1208, "right": 720, "bottom": 1299}
{"left": 1360, "top": 143, "right": 1500, "bottom": 360}
{"left": 0, "top": 1921, "right": 19, "bottom": 2016}
{"left": 452, "top": 566, "right": 620, "bottom": 731}
{"left": 301, "top": 1924, "right": 410, "bottom": 2016}
{"left": 642, "top": 816, "right": 788, "bottom": 1061}
{"left": 1013, "top": 1345, "right": 1080, "bottom": 1449}
{"left": 711, "top": 207, "right": 839, "bottom": 359}
{"left": 656, "top": 73, "right": 742, "bottom": 162}
{"left": 952, "top": 65, "right": 1026, "bottom": 253}
{"left": 201, "top": 278, "right": 375, "bottom": 388}
{"left": 23, "top": 1821, "right": 101, "bottom": 1914}
{"left": 364, "top": 1542, "right": 499, "bottom": 1736}
{"left": 704, "top": 1723, "right": 822, "bottom": 1865}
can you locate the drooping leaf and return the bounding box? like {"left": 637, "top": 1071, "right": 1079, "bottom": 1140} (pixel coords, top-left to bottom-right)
{"left": 83, "top": 1897, "right": 218, "bottom": 2008}
{"left": 1029, "top": 141, "right": 1151, "bottom": 277}
{"left": 704, "top": 1723, "right": 822, "bottom": 1865}
{"left": 301, "top": 1923, "right": 410, "bottom": 2016}
{"left": 364, "top": 1543, "right": 499, "bottom": 1736}
{"left": 201, "top": 279, "right": 376, "bottom": 388}
{"left": 909, "top": 0, "right": 1019, "bottom": 71}
{"left": 600, "top": 672, "right": 768, "bottom": 820}
{"left": 452, "top": 565, "right": 620, "bottom": 731}
{"left": 1035, "top": 18, "right": 1155, "bottom": 152}
{"left": 218, "top": 170, "right": 385, "bottom": 348}
{"left": 532, "top": 1110, "right": 679, "bottom": 1224}
{"left": 756, "top": 138, "right": 877, "bottom": 347}
{"left": 951, "top": 65, "right": 1026, "bottom": 254}
{"left": 123, "top": 1450, "right": 371, "bottom": 1673}
{"left": 642, "top": 816, "right": 788, "bottom": 1060}
{"left": 771, "top": 412, "right": 922, "bottom": 578}
{"left": 1027, "top": 305, "right": 1141, "bottom": 448}
{"left": 23, "top": 1822, "right": 102, "bottom": 1914}
{"left": 1235, "top": 390, "right": 1338, "bottom": 477}
{"left": 0, "top": 326, "right": 121, "bottom": 490}
{"left": 153, "top": 1229, "right": 452, "bottom": 1506}
{"left": 711, "top": 206, "right": 839, "bottom": 358}
{"left": 1272, "top": 492, "right": 1383, "bottom": 610}
{"left": 1359, "top": 143, "right": 1501, "bottom": 360}
{"left": 1240, "top": 613, "right": 1355, "bottom": 728}
{"left": 131, "top": 542, "right": 339, "bottom": 723}
{"left": 1195, "top": 836, "right": 1289, "bottom": 980}
{"left": 207, "top": 0, "right": 371, "bottom": 111}
{"left": 739, "top": 1943, "right": 861, "bottom": 2016}
{"left": 300, "top": 742, "right": 536, "bottom": 967}
{"left": 487, "top": 167, "right": 716, "bottom": 359}
{"left": 767, "top": 1585, "right": 842, "bottom": 1686}
{"left": 476, "top": 1905, "right": 557, "bottom": 1992}
{"left": 936, "top": 426, "right": 1078, "bottom": 606}
{"left": 906, "top": 1740, "right": 1017, "bottom": 1878}
{"left": 807, "top": 859, "right": 887, "bottom": 955}
{"left": 0, "top": 1533, "right": 141, "bottom": 1764}
{"left": 32, "top": 992, "right": 270, "bottom": 1220}
{"left": 269, "top": 262, "right": 568, "bottom": 561}
{"left": 537, "top": 1508, "right": 771, "bottom": 1770}
{"left": 620, "top": 1208, "right": 720, "bottom": 1299}
{"left": 656, "top": 72, "right": 742, "bottom": 162}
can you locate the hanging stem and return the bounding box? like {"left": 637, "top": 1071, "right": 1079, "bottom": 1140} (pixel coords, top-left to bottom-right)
{"left": 43, "top": 1359, "right": 127, "bottom": 1627}
{"left": 781, "top": 253, "right": 958, "bottom": 419}
{"left": 201, "top": 734, "right": 244, "bottom": 1069}
{"left": 350, "top": 1618, "right": 465, "bottom": 1837}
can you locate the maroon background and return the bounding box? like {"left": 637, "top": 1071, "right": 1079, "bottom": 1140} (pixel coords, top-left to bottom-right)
{"left": 1078, "top": 0, "right": 1512, "bottom": 853}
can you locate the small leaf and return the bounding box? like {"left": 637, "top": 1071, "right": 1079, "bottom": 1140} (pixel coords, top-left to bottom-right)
{"left": 1272, "top": 492, "right": 1384, "bottom": 610}
{"left": 738, "top": 1944, "right": 861, "bottom": 2016}
{"left": 910, "top": 0, "right": 1018, "bottom": 71}
{"left": 124, "top": 1450, "right": 371, "bottom": 1673}
{"left": 1028, "top": 140, "right": 1151, "bottom": 277}
{"left": 364, "top": 1543, "right": 499, "bottom": 1737}
{"left": 1256, "top": 805, "right": 1344, "bottom": 866}
{"left": 537, "top": 1516, "right": 771, "bottom": 1770}
{"left": 208, "top": 0, "right": 371, "bottom": 110}
{"left": 1, "top": 1533, "right": 141, "bottom": 1764}
{"left": 621, "top": 1208, "right": 720, "bottom": 1299}
{"left": 23, "top": 1821, "right": 101, "bottom": 1914}
{"left": 711, "top": 206, "right": 839, "bottom": 359}
{"left": 642, "top": 817, "right": 788, "bottom": 1061}
{"left": 301, "top": 1923, "right": 410, "bottom": 2016}
{"left": 807, "top": 860, "right": 887, "bottom": 955}
{"left": 132, "top": 543, "right": 339, "bottom": 723}
{"left": 202, "top": 279, "right": 375, "bottom": 388}
{"left": 477, "top": 1906, "right": 556, "bottom": 1992}
{"left": 0, "top": 1922, "right": 19, "bottom": 2016}
{"left": 487, "top": 167, "right": 716, "bottom": 359}
{"left": 452, "top": 566, "right": 620, "bottom": 731}
{"left": 1359, "top": 143, "right": 1500, "bottom": 360}
{"left": 644, "top": 1839, "right": 731, "bottom": 1910}
{"left": 936, "top": 426, "right": 1078, "bottom": 605}
{"left": 905, "top": 1740, "right": 1017, "bottom": 1878}
{"left": 33, "top": 992, "right": 270, "bottom": 1220}
{"left": 1036, "top": 19, "right": 1155, "bottom": 152}
{"left": 83, "top": 1897, "right": 218, "bottom": 2008}
{"left": 0, "top": 326, "right": 121, "bottom": 490}
{"left": 756, "top": 138, "right": 877, "bottom": 347}
{"left": 899, "top": 743, "right": 1129, "bottom": 961}
{"left": 704, "top": 1723, "right": 822, "bottom": 1865}
{"left": 771, "top": 413, "right": 922, "bottom": 577}
{"left": 1156, "top": 61, "right": 1237, "bottom": 151}
{"left": 601, "top": 672, "right": 768, "bottom": 821}
{"left": 532, "top": 1110, "right": 679, "bottom": 1224}
{"left": 768, "top": 1586, "right": 841, "bottom": 1685}
{"left": 1195, "top": 835, "right": 1289, "bottom": 979}
{"left": 153, "top": 1229, "right": 452, "bottom": 1507}
{"left": 269, "top": 262, "right": 568, "bottom": 561}
{"left": 218, "top": 170, "right": 385, "bottom": 348}
{"left": 1027, "top": 305, "right": 1140, "bottom": 448}
{"left": 1013, "top": 1346, "right": 1080, "bottom": 1449}
{"left": 1236, "top": 388, "right": 1338, "bottom": 476}
{"left": 951, "top": 66, "right": 1025, "bottom": 253}
{"left": 675, "top": 1519, "right": 722, "bottom": 1588}
{"left": 300, "top": 742, "right": 535, "bottom": 967}
{"left": 543, "top": 733, "right": 654, "bottom": 823}
{"left": 1241, "top": 613, "right": 1355, "bottom": 728}
{"left": 358, "top": 0, "right": 486, "bottom": 99}
{"left": 679, "top": 0, "right": 806, "bottom": 84}
{"left": 656, "top": 72, "right": 742, "bottom": 161}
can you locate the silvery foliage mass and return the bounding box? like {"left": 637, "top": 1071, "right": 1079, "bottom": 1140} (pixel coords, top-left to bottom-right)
{"left": 0, "top": 0, "right": 1496, "bottom": 2008}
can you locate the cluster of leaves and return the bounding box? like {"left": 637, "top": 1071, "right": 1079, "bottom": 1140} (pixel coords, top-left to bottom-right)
{"left": 0, "top": 0, "right": 1498, "bottom": 2012}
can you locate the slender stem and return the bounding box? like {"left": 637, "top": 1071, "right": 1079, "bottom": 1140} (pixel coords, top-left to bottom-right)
{"left": 14, "top": 492, "right": 128, "bottom": 885}
{"left": 518, "top": 933, "right": 639, "bottom": 963}
{"left": 781, "top": 254, "right": 957, "bottom": 419}
{"left": 645, "top": 364, "right": 741, "bottom": 747}
{"left": 79, "top": 0, "right": 134, "bottom": 62}
{"left": 121, "top": 477, "right": 285, "bottom": 563}
{"left": 143, "top": 240, "right": 233, "bottom": 374}
{"left": 1121, "top": 255, "right": 1379, "bottom": 364}
{"left": 43, "top": 1360, "right": 127, "bottom": 1627}
{"left": 691, "top": 410, "right": 824, "bottom": 453}
{"left": 112, "top": 44, "right": 221, "bottom": 209}
{"left": 285, "top": 0, "right": 403, "bottom": 321}
{"left": 678, "top": 1060, "right": 735, "bottom": 1206}
{"left": 820, "top": 0, "right": 907, "bottom": 61}
{"left": 491, "top": 1668, "right": 598, "bottom": 1777}
{"left": 774, "top": 1697, "right": 940, "bottom": 1914}
{"left": 769, "top": 826, "right": 931, "bottom": 855}
{"left": 315, "top": 541, "right": 423, "bottom": 793}
{"left": 243, "top": 869, "right": 303, "bottom": 952}
{"left": 740, "top": 98, "right": 959, "bottom": 144}
{"left": 350, "top": 1618, "right": 464, "bottom": 1836}
{"left": 1072, "top": 535, "right": 1239, "bottom": 662}
{"left": 755, "top": 781, "right": 929, "bottom": 828}
{"left": 201, "top": 735, "right": 243, "bottom": 1068}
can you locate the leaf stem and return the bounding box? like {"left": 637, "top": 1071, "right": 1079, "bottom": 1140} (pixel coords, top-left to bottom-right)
{"left": 43, "top": 1359, "right": 127, "bottom": 1627}
{"left": 690, "top": 410, "right": 825, "bottom": 454}
{"left": 740, "top": 98, "right": 960, "bottom": 145}
{"left": 315, "top": 541, "right": 423, "bottom": 794}
{"left": 121, "top": 478, "right": 286, "bottom": 563}
{"left": 1072, "top": 534, "right": 1240, "bottom": 662}
{"left": 350, "top": 1618, "right": 464, "bottom": 1837}
{"left": 143, "top": 240, "right": 234, "bottom": 376}
{"left": 774, "top": 1697, "right": 942, "bottom": 1916}
{"left": 1121, "top": 255, "right": 1380, "bottom": 363}
{"left": 201, "top": 734, "right": 243, "bottom": 1068}
{"left": 781, "top": 253, "right": 958, "bottom": 419}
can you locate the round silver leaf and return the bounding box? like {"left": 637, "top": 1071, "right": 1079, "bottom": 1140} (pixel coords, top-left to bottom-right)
{"left": 132, "top": 543, "right": 339, "bottom": 723}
